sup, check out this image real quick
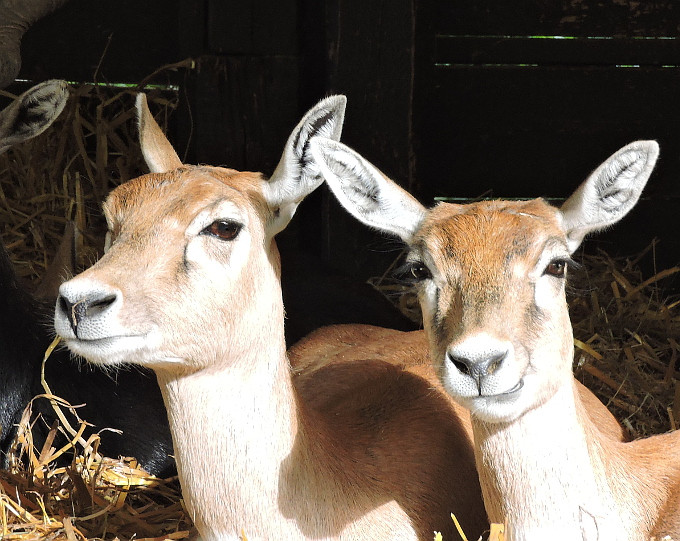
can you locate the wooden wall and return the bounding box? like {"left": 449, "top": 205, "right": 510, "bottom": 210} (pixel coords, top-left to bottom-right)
{"left": 13, "top": 0, "right": 680, "bottom": 284}
{"left": 414, "top": 0, "right": 680, "bottom": 280}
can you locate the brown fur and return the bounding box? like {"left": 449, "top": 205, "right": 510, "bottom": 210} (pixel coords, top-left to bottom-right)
{"left": 412, "top": 198, "right": 680, "bottom": 539}
{"left": 291, "top": 325, "right": 625, "bottom": 442}
{"left": 56, "top": 101, "right": 490, "bottom": 539}
{"left": 95, "top": 170, "right": 488, "bottom": 539}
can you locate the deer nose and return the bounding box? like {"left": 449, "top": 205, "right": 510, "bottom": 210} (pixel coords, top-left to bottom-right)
{"left": 58, "top": 292, "right": 118, "bottom": 336}
{"left": 447, "top": 350, "right": 508, "bottom": 380}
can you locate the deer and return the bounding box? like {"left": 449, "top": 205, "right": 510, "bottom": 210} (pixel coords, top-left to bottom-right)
{"left": 0, "top": 80, "right": 175, "bottom": 476}
{"left": 311, "top": 136, "right": 680, "bottom": 540}
{"left": 52, "top": 93, "right": 493, "bottom": 540}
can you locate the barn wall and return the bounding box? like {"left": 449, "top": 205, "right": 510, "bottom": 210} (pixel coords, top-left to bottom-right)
{"left": 414, "top": 0, "right": 680, "bottom": 281}
{"left": 12, "top": 0, "right": 680, "bottom": 285}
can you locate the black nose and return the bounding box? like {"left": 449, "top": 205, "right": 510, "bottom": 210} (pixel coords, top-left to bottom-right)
{"left": 58, "top": 293, "right": 117, "bottom": 335}
{"left": 447, "top": 351, "right": 507, "bottom": 380}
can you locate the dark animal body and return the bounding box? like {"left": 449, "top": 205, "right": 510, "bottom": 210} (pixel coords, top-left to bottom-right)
{"left": 0, "top": 241, "right": 176, "bottom": 475}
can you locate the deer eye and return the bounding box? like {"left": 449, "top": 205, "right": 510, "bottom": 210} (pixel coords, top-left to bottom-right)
{"left": 202, "top": 220, "right": 242, "bottom": 241}
{"left": 408, "top": 262, "right": 432, "bottom": 282}
{"left": 544, "top": 259, "right": 567, "bottom": 278}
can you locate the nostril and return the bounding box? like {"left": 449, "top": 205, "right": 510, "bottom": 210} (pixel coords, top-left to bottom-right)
{"left": 447, "top": 350, "right": 508, "bottom": 378}
{"left": 58, "top": 292, "right": 118, "bottom": 334}
{"left": 86, "top": 294, "right": 117, "bottom": 317}
{"left": 58, "top": 295, "right": 75, "bottom": 328}
{"left": 58, "top": 295, "right": 72, "bottom": 317}
{"left": 485, "top": 352, "right": 507, "bottom": 376}
{"left": 447, "top": 353, "right": 472, "bottom": 376}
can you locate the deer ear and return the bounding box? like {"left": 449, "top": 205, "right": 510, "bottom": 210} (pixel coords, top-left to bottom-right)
{"left": 136, "top": 94, "right": 182, "bottom": 173}
{"left": 558, "top": 140, "right": 659, "bottom": 253}
{"left": 0, "top": 79, "right": 69, "bottom": 154}
{"left": 263, "top": 95, "right": 346, "bottom": 234}
{"left": 310, "top": 137, "right": 426, "bottom": 242}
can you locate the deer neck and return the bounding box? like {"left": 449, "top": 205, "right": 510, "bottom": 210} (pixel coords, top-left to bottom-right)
{"left": 151, "top": 290, "right": 378, "bottom": 540}
{"left": 471, "top": 378, "right": 658, "bottom": 540}
{"left": 150, "top": 266, "right": 302, "bottom": 537}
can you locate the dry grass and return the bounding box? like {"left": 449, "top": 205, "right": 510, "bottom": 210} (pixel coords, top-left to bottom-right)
{"left": 570, "top": 243, "right": 680, "bottom": 438}
{"left": 0, "top": 71, "right": 194, "bottom": 541}
{"left": 0, "top": 68, "right": 187, "bottom": 288}
{"left": 0, "top": 341, "right": 194, "bottom": 541}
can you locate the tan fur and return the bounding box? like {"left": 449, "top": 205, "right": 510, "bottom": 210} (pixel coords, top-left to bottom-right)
{"left": 413, "top": 199, "right": 680, "bottom": 540}
{"left": 291, "top": 325, "right": 624, "bottom": 442}
{"left": 70, "top": 170, "right": 486, "bottom": 539}
{"left": 55, "top": 104, "right": 491, "bottom": 538}
{"left": 314, "top": 136, "right": 668, "bottom": 540}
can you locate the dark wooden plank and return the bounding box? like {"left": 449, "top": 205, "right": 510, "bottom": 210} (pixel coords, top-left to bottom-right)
{"left": 252, "top": 0, "right": 298, "bottom": 55}
{"left": 207, "top": 1, "right": 253, "bottom": 54}
{"left": 320, "top": 0, "right": 417, "bottom": 278}
{"left": 177, "top": 55, "right": 300, "bottom": 173}
{"left": 417, "top": 65, "right": 680, "bottom": 200}
{"left": 432, "top": 0, "right": 680, "bottom": 37}
{"left": 206, "top": 0, "right": 298, "bottom": 56}
{"left": 436, "top": 35, "right": 680, "bottom": 67}
{"left": 324, "top": 0, "right": 415, "bottom": 189}
{"left": 18, "top": 0, "right": 181, "bottom": 83}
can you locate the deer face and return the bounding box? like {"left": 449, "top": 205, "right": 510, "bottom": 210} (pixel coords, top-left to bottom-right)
{"left": 407, "top": 199, "right": 575, "bottom": 423}
{"left": 54, "top": 167, "right": 278, "bottom": 371}
{"left": 312, "top": 136, "right": 658, "bottom": 425}
{"left": 54, "top": 93, "right": 347, "bottom": 373}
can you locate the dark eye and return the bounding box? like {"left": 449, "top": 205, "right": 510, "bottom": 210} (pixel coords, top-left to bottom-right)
{"left": 544, "top": 259, "right": 567, "bottom": 278}
{"left": 202, "top": 220, "right": 242, "bottom": 241}
{"left": 408, "top": 262, "right": 432, "bottom": 282}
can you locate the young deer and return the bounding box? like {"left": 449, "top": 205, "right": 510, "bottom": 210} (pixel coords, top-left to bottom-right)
{"left": 312, "top": 137, "right": 680, "bottom": 540}
{"left": 53, "top": 94, "right": 490, "bottom": 540}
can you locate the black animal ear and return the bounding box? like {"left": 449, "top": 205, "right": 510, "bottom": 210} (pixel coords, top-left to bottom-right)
{"left": 0, "top": 80, "right": 69, "bottom": 154}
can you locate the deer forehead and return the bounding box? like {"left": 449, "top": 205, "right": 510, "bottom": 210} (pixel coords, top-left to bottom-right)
{"left": 103, "top": 166, "right": 271, "bottom": 239}
{"left": 414, "top": 199, "right": 566, "bottom": 288}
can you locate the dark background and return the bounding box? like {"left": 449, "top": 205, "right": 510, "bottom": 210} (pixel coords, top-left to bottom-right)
{"left": 14, "top": 0, "right": 680, "bottom": 287}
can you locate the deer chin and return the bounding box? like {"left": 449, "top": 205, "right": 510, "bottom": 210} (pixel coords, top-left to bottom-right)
{"left": 445, "top": 375, "right": 539, "bottom": 425}
{"left": 60, "top": 331, "right": 162, "bottom": 367}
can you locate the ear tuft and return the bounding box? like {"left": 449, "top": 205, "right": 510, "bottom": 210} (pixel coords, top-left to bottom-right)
{"left": 263, "top": 95, "right": 347, "bottom": 235}
{"left": 273, "top": 95, "right": 346, "bottom": 191}
{"left": 136, "top": 93, "right": 183, "bottom": 173}
{"left": 559, "top": 140, "right": 659, "bottom": 253}
{"left": 311, "top": 137, "right": 426, "bottom": 242}
{"left": 295, "top": 96, "right": 344, "bottom": 164}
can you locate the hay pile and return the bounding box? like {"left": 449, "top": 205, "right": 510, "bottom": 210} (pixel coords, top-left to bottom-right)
{"left": 1, "top": 421, "right": 191, "bottom": 540}
{"left": 0, "top": 339, "right": 193, "bottom": 541}
{"left": 570, "top": 243, "right": 680, "bottom": 438}
{"left": 0, "top": 69, "right": 186, "bottom": 287}
{"left": 0, "top": 73, "right": 195, "bottom": 540}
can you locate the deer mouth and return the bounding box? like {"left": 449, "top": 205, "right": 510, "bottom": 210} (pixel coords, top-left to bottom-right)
{"left": 61, "top": 333, "right": 151, "bottom": 366}
{"left": 499, "top": 379, "right": 524, "bottom": 395}
{"left": 473, "top": 378, "right": 524, "bottom": 399}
